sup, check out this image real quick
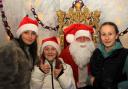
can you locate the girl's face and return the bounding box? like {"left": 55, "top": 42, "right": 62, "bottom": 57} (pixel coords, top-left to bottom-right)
{"left": 100, "top": 25, "right": 118, "bottom": 49}
{"left": 21, "top": 30, "right": 37, "bottom": 45}
{"left": 43, "top": 45, "right": 57, "bottom": 61}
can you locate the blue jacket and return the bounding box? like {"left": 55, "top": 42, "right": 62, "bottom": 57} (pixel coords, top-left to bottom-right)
{"left": 99, "top": 42, "right": 128, "bottom": 89}
{"left": 90, "top": 42, "right": 128, "bottom": 89}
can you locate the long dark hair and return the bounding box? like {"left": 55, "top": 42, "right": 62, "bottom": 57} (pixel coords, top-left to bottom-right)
{"left": 99, "top": 22, "right": 121, "bottom": 42}
{"left": 16, "top": 36, "right": 38, "bottom": 67}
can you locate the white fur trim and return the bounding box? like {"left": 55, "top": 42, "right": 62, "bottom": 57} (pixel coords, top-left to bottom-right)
{"left": 16, "top": 24, "right": 38, "bottom": 38}
{"left": 75, "top": 30, "right": 91, "bottom": 40}
{"left": 77, "top": 66, "right": 88, "bottom": 88}
{"left": 66, "top": 34, "right": 75, "bottom": 43}
{"left": 40, "top": 41, "right": 61, "bottom": 55}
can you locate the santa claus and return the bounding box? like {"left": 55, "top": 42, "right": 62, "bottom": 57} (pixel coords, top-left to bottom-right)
{"left": 60, "top": 23, "right": 95, "bottom": 89}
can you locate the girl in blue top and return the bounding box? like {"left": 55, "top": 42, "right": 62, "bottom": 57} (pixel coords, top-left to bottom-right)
{"left": 90, "top": 22, "right": 128, "bottom": 89}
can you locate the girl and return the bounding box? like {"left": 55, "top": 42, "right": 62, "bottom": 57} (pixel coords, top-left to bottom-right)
{"left": 0, "top": 16, "right": 39, "bottom": 89}
{"left": 90, "top": 22, "right": 128, "bottom": 89}
{"left": 31, "top": 36, "right": 76, "bottom": 89}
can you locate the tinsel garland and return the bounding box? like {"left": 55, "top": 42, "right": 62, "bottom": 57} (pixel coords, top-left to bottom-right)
{"left": 0, "top": 0, "right": 14, "bottom": 40}
{"left": 31, "top": 7, "right": 59, "bottom": 31}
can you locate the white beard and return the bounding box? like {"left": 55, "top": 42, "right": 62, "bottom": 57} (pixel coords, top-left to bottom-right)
{"left": 69, "top": 41, "right": 95, "bottom": 68}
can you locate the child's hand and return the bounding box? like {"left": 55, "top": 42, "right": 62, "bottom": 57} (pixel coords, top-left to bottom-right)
{"left": 54, "top": 64, "right": 63, "bottom": 78}
{"left": 40, "top": 64, "right": 50, "bottom": 74}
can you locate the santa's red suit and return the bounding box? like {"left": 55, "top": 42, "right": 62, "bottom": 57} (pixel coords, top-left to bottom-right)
{"left": 60, "top": 46, "right": 78, "bottom": 82}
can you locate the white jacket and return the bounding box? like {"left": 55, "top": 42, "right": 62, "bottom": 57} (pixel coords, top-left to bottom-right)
{"left": 31, "top": 59, "right": 76, "bottom": 89}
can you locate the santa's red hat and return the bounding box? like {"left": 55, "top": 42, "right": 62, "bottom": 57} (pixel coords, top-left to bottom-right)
{"left": 16, "top": 16, "right": 38, "bottom": 38}
{"left": 64, "top": 23, "right": 94, "bottom": 43}
{"left": 40, "top": 36, "right": 61, "bottom": 55}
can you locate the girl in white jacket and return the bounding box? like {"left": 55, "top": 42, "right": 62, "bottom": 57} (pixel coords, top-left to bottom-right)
{"left": 31, "top": 36, "right": 76, "bottom": 89}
